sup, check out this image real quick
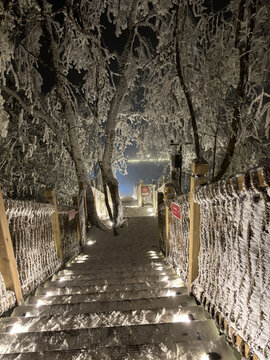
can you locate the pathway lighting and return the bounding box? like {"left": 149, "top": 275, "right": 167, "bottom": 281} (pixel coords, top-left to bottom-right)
{"left": 9, "top": 323, "right": 28, "bottom": 334}
{"left": 87, "top": 240, "right": 96, "bottom": 245}
{"left": 173, "top": 313, "right": 192, "bottom": 323}
{"left": 36, "top": 299, "right": 45, "bottom": 307}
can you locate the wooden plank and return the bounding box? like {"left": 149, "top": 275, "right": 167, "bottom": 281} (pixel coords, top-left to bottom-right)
{"left": 244, "top": 343, "right": 251, "bottom": 359}
{"left": 237, "top": 175, "right": 245, "bottom": 191}
{"left": 188, "top": 160, "right": 208, "bottom": 290}
{"left": 236, "top": 335, "right": 243, "bottom": 351}
{"left": 44, "top": 189, "right": 63, "bottom": 260}
{"left": 258, "top": 169, "right": 267, "bottom": 187}
{"left": 0, "top": 187, "right": 23, "bottom": 304}
{"left": 73, "top": 196, "right": 81, "bottom": 244}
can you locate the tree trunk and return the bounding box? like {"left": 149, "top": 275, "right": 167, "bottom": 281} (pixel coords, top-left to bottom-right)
{"left": 174, "top": 2, "right": 201, "bottom": 158}
{"left": 41, "top": 0, "right": 99, "bottom": 226}
{"left": 213, "top": 0, "right": 258, "bottom": 181}
{"left": 101, "top": 0, "right": 137, "bottom": 227}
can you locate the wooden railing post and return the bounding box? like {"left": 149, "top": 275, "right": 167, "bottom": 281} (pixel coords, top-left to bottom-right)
{"left": 73, "top": 195, "right": 82, "bottom": 244}
{"left": 79, "top": 181, "right": 88, "bottom": 226}
{"left": 164, "top": 183, "right": 175, "bottom": 259}
{"left": 45, "top": 189, "right": 63, "bottom": 260}
{"left": 157, "top": 192, "right": 164, "bottom": 249}
{"left": 188, "top": 159, "right": 208, "bottom": 291}
{"left": 0, "top": 187, "right": 23, "bottom": 304}
{"left": 152, "top": 180, "right": 156, "bottom": 212}
{"left": 139, "top": 179, "right": 143, "bottom": 206}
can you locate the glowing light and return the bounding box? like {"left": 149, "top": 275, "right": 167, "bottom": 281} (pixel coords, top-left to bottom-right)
{"left": 87, "top": 240, "right": 96, "bottom": 245}
{"left": 201, "top": 355, "right": 210, "bottom": 360}
{"left": 161, "top": 276, "right": 169, "bottom": 282}
{"left": 150, "top": 256, "right": 159, "bottom": 259}
{"left": 9, "top": 323, "right": 28, "bottom": 334}
{"left": 76, "top": 260, "right": 85, "bottom": 263}
{"left": 58, "top": 277, "right": 65, "bottom": 282}
{"left": 45, "top": 292, "right": 53, "bottom": 297}
{"left": 166, "top": 290, "right": 176, "bottom": 297}
{"left": 36, "top": 299, "right": 46, "bottom": 307}
{"left": 109, "top": 221, "right": 113, "bottom": 227}
{"left": 173, "top": 314, "right": 192, "bottom": 323}
{"left": 156, "top": 266, "right": 163, "bottom": 271}
{"left": 147, "top": 208, "right": 154, "bottom": 213}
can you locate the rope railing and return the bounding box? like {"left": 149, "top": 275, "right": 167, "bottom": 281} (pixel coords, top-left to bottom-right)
{"left": 157, "top": 163, "right": 270, "bottom": 360}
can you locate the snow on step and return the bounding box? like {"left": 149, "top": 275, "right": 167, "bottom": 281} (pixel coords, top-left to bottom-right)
{"left": 27, "top": 287, "right": 188, "bottom": 305}
{"left": 36, "top": 279, "right": 185, "bottom": 296}
{"left": 58, "top": 262, "right": 172, "bottom": 275}
{"left": 43, "top": 274, "right": 179, "bottom": 288}
{"left": 0, "top": 337, "right": 240, "bottom": 360}
{"left": 52, "top": 271, "right": 177, "bottom": 283}
{"left": 12, "top": 295, "right": 196, "bottom": 317}
{"left": 0, "top": 320, "right": 220, "bottom": 354}
{"left": 0, "top": 306, "right": 210, "bottom": 333}
{"left": 53, "top": 268, "right": 175, "bottom": 281}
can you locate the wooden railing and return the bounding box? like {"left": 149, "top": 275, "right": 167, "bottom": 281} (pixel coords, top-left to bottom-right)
{"left": 157, "top": 163, "right": 270, "bottom": 360}
{"left": 0, "top": 182, "right": 110, "bottom": 316}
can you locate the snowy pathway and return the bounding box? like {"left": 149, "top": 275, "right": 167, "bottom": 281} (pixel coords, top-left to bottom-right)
{"left": 0, "top": 198, "right": 240, "bottom": 359}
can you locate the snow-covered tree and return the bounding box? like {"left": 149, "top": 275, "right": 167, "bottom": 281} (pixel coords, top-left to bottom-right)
{"left": 139, "top": 0, "right": 270, "bottom": 183}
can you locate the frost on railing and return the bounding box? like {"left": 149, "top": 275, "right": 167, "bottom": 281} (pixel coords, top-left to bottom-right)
{"left": 92, "top": 187, "right": 110, "bottom": 220}
{"left": 4, "top": 200, "right": 61, "bottom": 296}
{"left": 168, "top": 194, "right": 190, "bottom": 284}
{"left": 192, "top": 167, "right": 270, "bottom": 360}
{"left": 0, "top": 271, "right": 16, "bottom": 315}
{"left": 58, "top": 205, "right": 81, "bottom": 262}
{"left": 78, "top": 190, "right": 86, "bottom": 245}
{"left": 158, "top": 201, "right": 166, "bottom": 254}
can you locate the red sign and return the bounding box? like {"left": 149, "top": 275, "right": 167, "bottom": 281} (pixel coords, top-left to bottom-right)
{"left": 171, "top": 202, "right": 181, "bottom": 220}
{"left": 68, "top": 209, "right": 76, "bottom": 221}
{"left": 141, "top": 186, "right": 150, "bottom": 197}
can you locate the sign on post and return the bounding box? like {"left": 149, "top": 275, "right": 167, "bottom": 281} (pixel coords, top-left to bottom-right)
{"left": 141, "top": 186, "right": 150, "bottom": 196}
{"left": 68, "top": 209, "right": 76, "bottom": 221}
{"left": 171, "top": 202, "right": 181, "bottom": 220}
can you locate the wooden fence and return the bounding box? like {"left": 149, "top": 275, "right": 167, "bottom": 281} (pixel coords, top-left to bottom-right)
{"left": 157, "top": 161, "right": 269, "bottom": 360}
{"left": 0, "top": 183, "right": 110, "bottom": 315}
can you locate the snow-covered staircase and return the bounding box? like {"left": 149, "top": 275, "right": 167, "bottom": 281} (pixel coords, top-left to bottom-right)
{"left": 0, "top": 204, "right": 240, "bottom": 359}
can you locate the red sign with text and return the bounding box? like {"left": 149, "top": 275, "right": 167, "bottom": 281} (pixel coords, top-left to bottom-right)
{"left": 171, "top": 202, "right": 181, "bottom": 220}
{"left": 141, "top": 186, "right": 150, "bottom": 196}
{"left": 68, "top": 209, "right": 76, "bottom": 221}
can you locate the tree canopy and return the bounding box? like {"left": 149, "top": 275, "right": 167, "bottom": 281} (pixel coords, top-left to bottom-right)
{"left": 0, "top": 0, "right": 269, "bottom": 223}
